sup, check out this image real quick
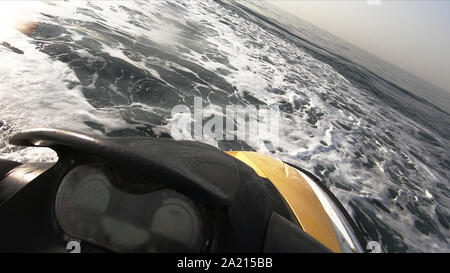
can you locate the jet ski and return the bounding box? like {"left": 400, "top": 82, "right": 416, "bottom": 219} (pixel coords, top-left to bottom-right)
{"left": 0, "top": 128, "right": 366, "bottom": 253}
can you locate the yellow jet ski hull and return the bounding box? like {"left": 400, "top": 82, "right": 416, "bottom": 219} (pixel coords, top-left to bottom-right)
{"left": 227, "top": 151, "right": 349, "bottom": 253}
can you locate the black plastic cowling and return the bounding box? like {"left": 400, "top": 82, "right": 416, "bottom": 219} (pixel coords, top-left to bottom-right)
{"left": 9, "top": 128, "right": 241, "bottom": 207}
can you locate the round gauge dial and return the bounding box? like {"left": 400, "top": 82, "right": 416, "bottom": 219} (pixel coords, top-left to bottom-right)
{"left": 55, "top": 165, "right": 204, "bottom": 252}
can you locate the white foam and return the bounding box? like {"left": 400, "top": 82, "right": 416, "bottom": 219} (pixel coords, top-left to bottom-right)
{"left": 0, "top": 23, "right": 129, "bottom": 162}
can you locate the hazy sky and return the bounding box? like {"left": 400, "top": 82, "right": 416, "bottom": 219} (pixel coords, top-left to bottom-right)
{"left": 269, "top": 1, "right": 450, "bottom": 93}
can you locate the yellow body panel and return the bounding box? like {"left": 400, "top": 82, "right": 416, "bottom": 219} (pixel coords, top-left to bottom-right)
{"left": 226, "top": 151, "right": 341, "bottom": 253}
